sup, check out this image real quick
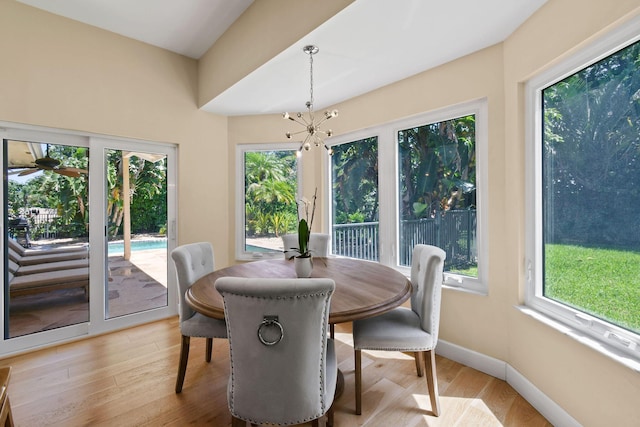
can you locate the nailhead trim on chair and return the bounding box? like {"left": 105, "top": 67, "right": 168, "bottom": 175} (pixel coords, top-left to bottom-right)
{"left": 223, "top": 290, "right": 333, "bottom": 425}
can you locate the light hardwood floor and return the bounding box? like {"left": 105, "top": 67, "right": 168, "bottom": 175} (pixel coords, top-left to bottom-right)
{"left": 0, "top": 318, "right": 552, "bottom": 426}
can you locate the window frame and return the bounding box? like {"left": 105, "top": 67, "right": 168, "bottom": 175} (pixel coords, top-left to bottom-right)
{"left": 525, "top": 16, "right": 640, "bottom": 360}
{"left": 235, "top": 143, "right": 303, "bottom": 261}
{"left": 326, "top": 98, "right": 488, "bottom": 294}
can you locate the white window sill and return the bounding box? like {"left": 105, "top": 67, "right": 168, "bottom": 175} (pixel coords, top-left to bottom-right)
{"left": 515, "top": 305, "right": 640, "bottom": 373}
{"left": 442, "top": 282, "right": 487, "bottom": 296}
{"left": 395, "top": 267, "right": 487, "bottom": 296}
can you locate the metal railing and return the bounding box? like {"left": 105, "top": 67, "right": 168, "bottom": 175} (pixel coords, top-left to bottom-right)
{"left": 332, "top": 210, "right": 477, "bottom": 268}
{"left": 332, "top": 222, "right": 379, "bottom": 261}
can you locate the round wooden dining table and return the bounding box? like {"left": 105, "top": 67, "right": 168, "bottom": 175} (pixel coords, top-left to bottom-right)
{"left": 185, "top": 257, "right": 412, "bottom": 325}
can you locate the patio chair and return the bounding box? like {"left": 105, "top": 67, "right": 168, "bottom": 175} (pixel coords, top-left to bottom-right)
{"left": 9, "top": 249, "right": 88, "bottom": 276}
{"left": 215, "top": 277, "right": 336, "bottom": 427}
{"left": 8, "top": 237, "right": 87, "bottom": 256}
{"left": 8, "top": 267, "right": 89, "bottom": 298}
{"left": 8, "top": 239, "right": 88, "bottom": 266}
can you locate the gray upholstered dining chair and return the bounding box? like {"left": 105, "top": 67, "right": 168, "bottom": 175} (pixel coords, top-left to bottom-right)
{"left": 353, "top": 244, "right": 446, "bottom": 416}
{"left": 215, "top": 277, "right": 337, "bottom": 427}
{"left": 281, "top": 233, "right": 330, "bottom": 258}
{"left": 170, "top": 242, "right": 227, "bottom": 393}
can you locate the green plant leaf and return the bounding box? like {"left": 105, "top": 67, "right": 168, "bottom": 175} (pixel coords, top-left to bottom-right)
{"left": 297, "top": 218, "right": 310, "bottom": 256}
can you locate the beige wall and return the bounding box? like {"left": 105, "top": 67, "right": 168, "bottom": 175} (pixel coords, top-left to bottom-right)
{"left": 0, "top": 1, "right": 231, "bottom": 268}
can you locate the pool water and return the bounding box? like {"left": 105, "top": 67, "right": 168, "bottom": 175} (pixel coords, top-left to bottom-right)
{"left": 246, "top": 244, "right": 277, "bottom": 253}
{"left": 108, "top": 239, "right": 167, "bottom": 255}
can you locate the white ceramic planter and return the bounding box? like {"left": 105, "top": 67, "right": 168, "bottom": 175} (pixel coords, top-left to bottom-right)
{"left": 294, "top": 256, "right": 313, "bottom": 278}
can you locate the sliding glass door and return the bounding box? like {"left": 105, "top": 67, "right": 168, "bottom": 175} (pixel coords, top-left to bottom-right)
{"left": 1, "top": 128, "right": 176, "bottom": 354}
{"left": 4, "top": 139, "right": 90, "bottom": 338}
{"left": 105, "top": 148, "right": 168, "bottom": 319}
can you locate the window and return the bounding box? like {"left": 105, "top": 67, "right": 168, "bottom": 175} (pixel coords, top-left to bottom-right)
{"left": 526, "top": 19, "right": 640, "bottom": 359}
{"left": 397, "top": 115, "right": 477, "bottom": 277}
{"left": 330, "top": 137, "right": 379, "bottom": 260}
{"left": 327, "top": 99, "right": 487, "bottom": 293}
{"left": 236, "top": 144, "right": 301, "bottom": 260}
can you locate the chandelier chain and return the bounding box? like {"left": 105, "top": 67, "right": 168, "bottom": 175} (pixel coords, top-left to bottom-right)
{"left": 309, "top": 51, "right": 314, "bottom": 109}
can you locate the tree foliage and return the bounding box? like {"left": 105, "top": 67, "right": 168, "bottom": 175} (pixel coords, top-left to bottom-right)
{"left": 398, "top": 115, "right": 476, "bottom": 220}
{"left": 244, "top": 151, "right": 298, "bottom": 237}
{"left": 106, "top": 151, "right": 167, "bottom": 237}
{"left": 330, "top": 119, "right": 476, "bottom": 224}
{"left": 12, "top": 144, "right": 91, "bottom": 238}
{"left": 543, "top": 40, "right": 640, "bottom": 248}
{"left": 331, "top": 137, "right": 379, "bottom": 224}
{"left": 6, "top": 144, "right": 167, "bottom": 240}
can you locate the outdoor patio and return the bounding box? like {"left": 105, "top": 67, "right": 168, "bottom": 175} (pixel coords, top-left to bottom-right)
{"left": 8, "top": 248, "right": 167, "bottom": 338}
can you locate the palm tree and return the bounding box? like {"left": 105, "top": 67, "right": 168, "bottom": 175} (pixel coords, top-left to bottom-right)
{"left": 244, "top": 151, "right": 297, "bottom": 236}
{"left": 106, "top": 150, "right": 167, "bottom": 237}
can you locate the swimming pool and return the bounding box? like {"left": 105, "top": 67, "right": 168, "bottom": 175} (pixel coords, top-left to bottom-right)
{"left": 246, "top": 244, "right": 277, "bottom": 253}
{"left": 108, "top": 239, "right": 167, "bottom": 255}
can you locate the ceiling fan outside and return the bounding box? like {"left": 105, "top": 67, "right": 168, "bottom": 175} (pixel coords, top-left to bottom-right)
{"left": 12, "top": 143, "right": 88, "bottom": 178}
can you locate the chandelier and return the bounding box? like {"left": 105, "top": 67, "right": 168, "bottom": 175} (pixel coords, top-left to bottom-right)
{"left": 283, "top": 45, "right": 338, "bottom": 154}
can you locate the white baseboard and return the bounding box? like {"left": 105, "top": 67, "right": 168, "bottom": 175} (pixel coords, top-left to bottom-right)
{"left": 436, "top": 340, "right": 581, "bottom": 427}
{"left": 436, "top": 340, "right": 507, "bottom": 380}
{"left": 506, "top": 365, "right": 582, "bottom": 427}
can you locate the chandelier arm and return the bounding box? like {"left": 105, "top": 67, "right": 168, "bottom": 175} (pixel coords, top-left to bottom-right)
{"left": 287, "top": 116, "right": 308, "bottom": 127}
{"left": 288, "top": 129, "right": 309, "bottom": 137}
{"left": 299, "top": 114, "right": 312, "bottom": 126}
{"left": 299, "top": 133, "right": 314, "bottom": 152}
{"left": 314, "top": 116, "right": 331, "bottom": 127}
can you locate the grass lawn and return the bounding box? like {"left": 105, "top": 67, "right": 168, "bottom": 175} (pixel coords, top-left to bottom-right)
{"left": 450, "top": 266, "right": 478, "bottom": 277}
{"left": 545, "top": 244, "right": 640, "bottom": 333}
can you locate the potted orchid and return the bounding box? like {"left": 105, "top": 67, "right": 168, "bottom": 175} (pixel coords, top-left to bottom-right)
{"left": 288, "top": 188, "right": 317, "bottom": 277}
{"left": 296, "top": 188, "right": 317, "bottom": 257}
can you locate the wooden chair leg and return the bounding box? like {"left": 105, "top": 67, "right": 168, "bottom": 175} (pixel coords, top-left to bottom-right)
{"left": 414, "top": 351, "right": 424, "bottom": 377}
{"left": 311, "top": 419, "right": 319, "bottom": 427}
{"left": 355, "top": 349, "right": 362, "bottom": 415}
{"left": 175, "top": 335, "right": 190, "bottom": 393}
{"left": 205, "top": 337, "right": 213, "bottom": 363}
{"left": 0, "top": 367, "right": 14, "bottom": 427}
{"left": 327, "top": 402, "right": 334, "bottom": 427}
{"left": 330, "top": 323, "right": 335, "bottom": 339}
{"left": 231, "top": 415, "right": 245, "bottom": 427}
{"left": 423, "top": 350, "right": 440, "bottom": 416}
{"left": 0, "top": 396, "right": 14, "bottom": 427}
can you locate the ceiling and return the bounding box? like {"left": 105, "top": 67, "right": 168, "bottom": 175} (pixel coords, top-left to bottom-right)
{"left": 6, "top": 141, "right": 44, "bottom": 169}
{"left": 17, "top": 0, "right": 254, "bottom": 59}
{"left": 18, "top": 0, "right": 547, "bottom": 116}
